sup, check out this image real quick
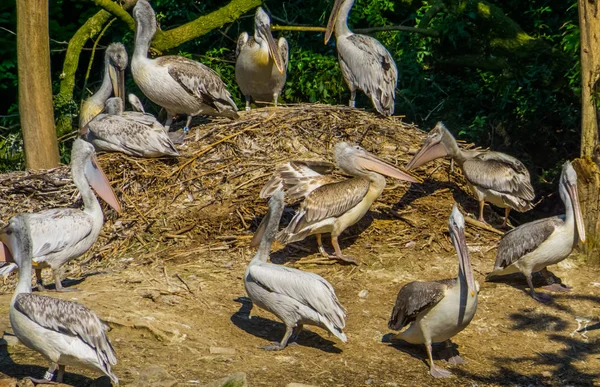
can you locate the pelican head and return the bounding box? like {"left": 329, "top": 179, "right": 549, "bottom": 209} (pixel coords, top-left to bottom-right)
{"left": 133, "top": 0, "right": 157, "bottom": 46}
{"left": 406, "top": 122, "right": 458, "bottom": 170}
{"left": 560, "top": 161, "right": 586, "bottom": 243}
{"left": 0, "top": 216, "right": 30, "bottom": 267}
{"left": 72, "top": 139, "right": 122, "bottom": 213}
{"left": 334, "top": 142, "right": 421, "bottom": 183}
{"left": 253, "top": 7, "right": 285, "bottom": 74}
{"left": 105, "top": 43, "right": 128, "bottom": 102}
{"left": 105, "top": 97, "right": 124, "bottom": 115}
{"left": 448, "top": 205, "right": 476, "bottom": 296}
{"left": 325, "top": 0, "right": 351, "bottom": 44}
{"left": 128, "top": 93, "right": 145, "bottom": 113}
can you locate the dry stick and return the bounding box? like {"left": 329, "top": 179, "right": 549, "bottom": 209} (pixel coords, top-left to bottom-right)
{"left": 175, "top": 273, "right": 196, "bottom": 295}
{"left": 464, "top": 216, "right": 504, "bottom": 236}
{"left": 270, "top": 25, "right": 439, "bottom": 37}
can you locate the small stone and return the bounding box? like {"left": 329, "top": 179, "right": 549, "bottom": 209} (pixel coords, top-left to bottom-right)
{"left": 209, "top": 346, "right": 236, "bottom": 355}
{"left": 358, "top": 289, "right": 369, "bottom": 299}
{"left": 405, "top": 241, "right": 416, "bottom": 248}
{"left": 200, "top": 372, "right": 247, "bottom": 387}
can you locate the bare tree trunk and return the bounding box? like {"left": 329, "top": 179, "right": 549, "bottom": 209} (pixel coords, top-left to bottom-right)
{"left": 575, "top": 0, "right": 600, "bottom": 260}
{"left": 17, "top": 0, "right": 60, "bottom": 169}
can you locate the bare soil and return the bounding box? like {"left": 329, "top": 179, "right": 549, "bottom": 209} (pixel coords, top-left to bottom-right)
{"left": 0, "top": 105, "right": 598, "bottom": 386}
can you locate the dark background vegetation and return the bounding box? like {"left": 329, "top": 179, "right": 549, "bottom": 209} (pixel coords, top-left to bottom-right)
{"left": 0, "top": 0, "right": 583, "bottom": 218}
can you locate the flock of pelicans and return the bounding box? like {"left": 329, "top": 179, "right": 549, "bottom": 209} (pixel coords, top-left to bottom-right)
{"left": 0, "top": 0, "right": 587, "bottom": 384}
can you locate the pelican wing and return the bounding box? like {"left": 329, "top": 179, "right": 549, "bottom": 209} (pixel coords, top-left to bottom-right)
{"left": 462, "top": 152, "right": 534, "bottom": 200}
{"left": 236, "top": 32, "right": 249, "bottom": 58}
{"left": 388, "top": 279, "right": 455, "bottom": 330}
{"left": 15, "top": 293, "right": 117, "bottom": 367}
{"left": 158, "top": 56, "right": 237, "bottom": 113}
{"left": 248, "top": 263, "right": 345, "bottom": 329}
{"left": 279, "top": 37, "right": 289, "bottom": 67}
{"left": 20, "top": 210, "right": 93, "bottom": 258}
{"left": 338, "top": 34, "right": 398, "bottom": 115}
{"left": 303, "top": 178, "right": 370, "bottom": 223}
{"left": 260, "top": 160, "right": 336, "bottom": 200}
{"left": 86, "top": 113, "right": 178, "bottom": 157}
{"left": 494, "top": 216, "right": 563, "bottom": 269}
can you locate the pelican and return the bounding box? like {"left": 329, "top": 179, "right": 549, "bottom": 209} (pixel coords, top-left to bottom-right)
{"left": 0, "top": 139, "right": 121, "bottom": 291}
{"left": 0, "top": 216, "right": 118, "bottom": 384}
{"left": 388, "top": 205, "right": 479, "bottom": 378}
{"left": 256, "top": 142, "right": 420, "bottom": 263}
{"left": 128, "top": 93, "right": 146, "bottom": 113}
{"left": 80, "top": 43, "right": 127, "bottom": 128}
{"left": 235, "top": 7, "right": 288, "bottom": 111}
{"left": 324, "top": 0, "right": 398, "bottom": 116}
{"left": 245, "top": 190, "right": 347, "bottom": 351}
{"left": 487, "top": 161, "right": 585, "bottom": 303}
{"left": 406, "top": 122, "right": 534, "bottom": 226}
{"left": 82, "top": 97, "right": 179, "bottom": 158}
{"left": 131, "top": 0, "right": 239, "bottom": 134}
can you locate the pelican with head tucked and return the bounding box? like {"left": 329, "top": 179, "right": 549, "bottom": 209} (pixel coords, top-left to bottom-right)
{"left": 236, "top": 7, "right": 288, "bottom": 111}
{"left": 388, "top": 205, "right": 479, "bottom": 378}
{"left": 406, "top": 122, "right": 534, "bottom": 226}
{"left": 256, "top": 142, "right": 420, "bottom": 263}
{"left": 325, "top": 0, "right": 398, "bottom": 116}
{"left": 131, "top": 0, "right": 239, "bottom": 134}
{"left": 487, "top": 161, "right": 585, "bottom": 303}
{"left": 245, "top": 190, "right": 347, "bottom": 351}
{"left": 80, "top": 43, "right": 128, "bottom": 129}
{"left": 82, "top": 96, "right": 179, "bottom": 158}
{"left": 0, "top": 216, "right": 118, "bottom": 384}
{"left": 0, "top": 139, "right": 121, "bottom": 291}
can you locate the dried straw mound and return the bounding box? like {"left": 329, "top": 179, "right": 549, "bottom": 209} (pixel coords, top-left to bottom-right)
{"left": 0, "top": 104, "right": 499, "bottom": 284}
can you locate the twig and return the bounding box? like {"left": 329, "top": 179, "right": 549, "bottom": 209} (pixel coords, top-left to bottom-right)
{"left": 270, "top": 24, "right": 440, "bottom": 37}
{"left": 464, "top": 216, "right": 504, "bottom": 236}
{"left": 175, "top": 273, "right": 196, "bottom": 295}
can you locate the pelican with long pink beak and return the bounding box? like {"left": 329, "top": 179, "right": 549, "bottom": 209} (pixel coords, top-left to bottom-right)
{"left": 0, "top": 139, "right": 121, "bottom": 291}
{"left": 256, "top": 142, "right": 420, "bottom": 264}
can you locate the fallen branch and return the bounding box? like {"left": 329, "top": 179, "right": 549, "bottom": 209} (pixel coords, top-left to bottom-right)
{"left": 270, "top": 24, "right": 440, "bottom": 37}
{"left": 464, "top": 216, "right": 504, "bottom": 236}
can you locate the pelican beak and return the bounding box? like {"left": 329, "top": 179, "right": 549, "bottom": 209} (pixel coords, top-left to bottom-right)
{"left": 325, "top": 0, "right": 343, "bottom": 44}
{"left": 406, "top": 136, "right": 448, "bottom": 170}
{"left": 258, "top": 22, "right": 285, "bottom": 74}
{"left": 250, "top": 212, "right": 269, "bottom": 248}
{"left": 450, "top": 209, "right": 476, "bottom": 296}
{"left": 85, "top": 155, "right": 122, "bottom": 213}
{"left": 356, "top": 152, "right": 422, "bottom": 183}
{"left": 0, "top": 228, "right": 15, "bottom": 264}
{"left": 109, "top": 64, "right": 125, "bottom": 102}
{"left": 566, "top": 180, "right": 586, "bottom": 243}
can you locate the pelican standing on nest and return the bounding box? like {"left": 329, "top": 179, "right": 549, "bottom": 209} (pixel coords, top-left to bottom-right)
{"left": 324, "top": 0, "right": 398, "bottom": 116}
{"left": 257, "top": 142, "right": 420, "bottom": 264}
{"left": 83, "top": 97, "right": 179, "bottom": 158}
{"left": 79, "top": 43, "right": 127, "bottom": 128}
{"left": 235, "top": 7, "right": 288, "bottom": 111}
{"left": 487, "top": 161, "right": 585, "bottom": 303}
{"left": 0, "top": 139, "right": 121, "bottom": 291}
{"left": 245, "top": 190, "right": 347, "bottom": 351}
{"left": 0, "top": 217, "right": 118, "bottom": 384}
{"left": 406, "top": 122, "right": 534, "bottom": 226}
{"left": 388, "top": 205, "right": 479, "bottom": 378}
{"left": 131, "top": 0, "right": 239, "bottom": 134}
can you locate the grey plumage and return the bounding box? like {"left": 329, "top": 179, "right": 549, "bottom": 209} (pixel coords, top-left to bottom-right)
{"left": 260, "top": 160, "right": 336, "bottom": 200}
{"left": 388, "top": 278, "right": 456, "bottom": 331}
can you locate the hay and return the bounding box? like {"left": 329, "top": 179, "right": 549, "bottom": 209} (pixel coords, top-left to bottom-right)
{"left": 0, "top": 104, "right": 500, "bottom": 291}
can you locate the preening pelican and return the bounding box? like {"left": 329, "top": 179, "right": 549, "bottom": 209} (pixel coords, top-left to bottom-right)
{"left": 128, "top": 93, "right": 146, "bottom": 113}
{"left": 80, "top": 43, "right": 127, "bottom": 128}
{"left": 388, "top": 205, "right": 479, "bottom": 378}
{"left": 406, "top": 122, "right": 534, "bottom": 226}
{"left": 0, "top": 216, "right": 118, "bottom": 384}
{"left": 131, "top": 0, "right": 239, "bottom": 134}
{"left": 325, "top": 0, "right": 398, "bottom": 116}
{"left": 235, "top": 7, "right": 288, "bottom": 111}
{"left": 82, "top": 97, "right": 179, "bottom": 158}
{"left": 257, "top": 142, "right": 419, "bottom": 263}
{"left": 0, "top": 139, "right": 121, "bottom": 291}
{"left": 487, "top": 161, "right": 585, "bottom": 303}
{"left": 244, "top": 190, "right": 347, "bottom": 351}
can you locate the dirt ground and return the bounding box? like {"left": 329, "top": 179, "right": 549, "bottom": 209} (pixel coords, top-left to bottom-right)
{"left": 0, "top": 106, "right": 598, "bottom": 386}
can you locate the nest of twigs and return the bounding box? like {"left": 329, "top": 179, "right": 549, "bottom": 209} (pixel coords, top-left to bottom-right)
{"left": 0, "top": 104, "right": 500, "bottom": 291}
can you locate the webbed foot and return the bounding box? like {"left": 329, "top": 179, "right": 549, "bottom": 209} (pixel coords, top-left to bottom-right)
{"left": 260, "top": 342, "right": 286, "bottom": 351}
{"left": 542, "top": 283, "right": 572, "bottom": 293}
{"left": 532, "top": 291, "right": 552, "bottom": 303}
{"left": 429, "top": 364, "right": 452, "bottom": 378}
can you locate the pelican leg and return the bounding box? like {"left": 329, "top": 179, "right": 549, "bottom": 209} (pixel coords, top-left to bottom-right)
{"left": 331, "top": 236, "right": 358, "bottom": 265}
{"left": 441, "top": 340, "right": 465, "bottom": 364}
{"left": 245, "top": 97, "right": 251, "bottom": 111}
{"left": 35, "top": 268, "right": 46, "bottom": 292}
{"left": 56, "top": 365, "right": 66, "bottom": 383}
{"left": 164, "top": 115, "right": 173, "bottom": 132}
{"left": 183, "top": 115, "right": 192, "bottom": 134}
{"left": 290, "top": 324, "right": 303, "bottom": 343}
{"left": 526, "top": 273, "right": 551, "bottom": 303}
{"left": 425, "top": 342, "right": 451, "bottom": 378}
{"left": 26, "top": 362, "right": 59, "bottom": 384}
{"left": 478, "top": 200, "right": 486, "bottom": 223}
{"left": 541, "top": 268, "right": 572, "bottom": 292}
{"left": 53, "top": 268, "right": 77, "bottom": 292}
{"left": 273, "top": 93, "right": 279, "bottom": 107}
{"left": 261, "top": 325, "right": 294, "bottom": 351}
{"left": 349, "top": 89, "right": 356, "bottom": 108}
{"left": 316, "top": 234, "right": 329, "bottom": 258}
{"left": 502, "top": 208, "right": 511, "bottom": 228}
